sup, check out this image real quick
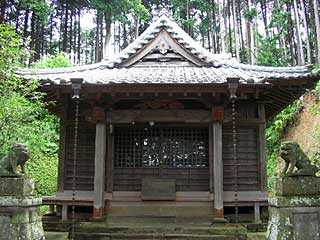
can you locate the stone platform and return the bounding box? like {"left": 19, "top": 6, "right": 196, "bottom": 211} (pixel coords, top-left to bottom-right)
{"left": 274, "top": 176, "right": 320, "bottom": 196}
{"left": 266, "top": 177, "right": 320, "bottom": 240}
{"left": 72, "top": 222, "right": 248, "bottom": 240}
{"left": 0, "top": 177, "right": 44, "bottom": 240}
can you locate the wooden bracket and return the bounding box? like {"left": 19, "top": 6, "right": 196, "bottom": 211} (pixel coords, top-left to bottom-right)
{"left": 86, "top": 106, "right": 106, "bottom": 123}
{"left": 212, "top": 106, "right": 224, "bottom": 122}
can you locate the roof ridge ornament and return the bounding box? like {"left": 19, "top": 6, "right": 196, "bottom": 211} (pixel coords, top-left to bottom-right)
{"left": 158, "top": 8, "right": 172, "bottom": 18}
{"left": 157, "top": 40, "right": 171, "bottom": 55}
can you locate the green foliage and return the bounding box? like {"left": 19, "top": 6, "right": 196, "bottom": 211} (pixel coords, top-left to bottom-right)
{"left": 266, "top": 101, "right": 302, "bottom": 190}
{"left": 91, "top": 0, "right": 148, "bottom": 21}
{"left": 308, "top": 81, "right": 320, "bottom": 114}
{"left": 315, "top": 80, "right": 320, "bottom": 94}
{"left": 309, "top": 80, "right": 320, "bottom": 170}
{"left": 255, "top": 34, "right": 289, "bottom": 67}
{"left": 20, "top": 0, "right": 50, "bottom": 24}
{"left": 244, "top": 8, "right": 257, "bottom": 21}
{"left": 0, "top": 23, "right": 59, "bottom": 197}
{"left": 0, "top": 92, "right": 59, "bottom": 196}
{"left": 255, "top": 4, "right": 291, "bottom": 67}
{"left": 32, "top": 52, "right": 73, "bottom": 69}
{"left": 0, "top": 24, "right": 25, "bottom": 93}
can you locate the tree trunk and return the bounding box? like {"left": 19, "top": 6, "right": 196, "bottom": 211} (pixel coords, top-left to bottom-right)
{"left": 95, "top": 11, "right": 102, "bottom": 62}
{"left": 286, "top": 3, "right": 296, "bottom": 65}
{"left": 237, "top": 0, "right": 244, "bottom": 52}
{"left": 73, "top": 10, "right": 77, "bottom": 64}
{"left": 232, "top": 0, "right": 240, "bottom": 61}
{"left": 300, "top": 0, "right": 312, "bottom": 64}
{"left": 274, "top": 0, "right": 286, "bottom": 59}
{"left": 246, "top": 0, "right": 255, "bottom": 64}
{"left": 69, "top": 7, "right": 74, "bottom": 56}
{"left": 103, "top": 14, "right": 112, "bottom": 60}
{"left": 228, "top": 0, "right": 233, "bottom": 53}
{"left": 123, "top": 22, "right": 128, "bottom": 49}
{"left": 313, "top": 0, "right": 320, "bottom": 64}
{"left": 15, "top": 7, "right": 21, "bottom": 33}
{"left": 293, "top": 0, "right": 305, "bottom": 65}
{"left": 209, "top": 0, "right": 216, "bottom": 53}
{"left": 218, "top": 0, "right": 227, "bottom": 53}
{"left": 62, "top": 2, "right": 69, "bottom": 52}
{"left": 261, "top": 0, "right": 269, "bottom": 37}
{"left": 135, "top": 15, "right": 139, "bottom": 39}
{"left": 23, "top": 9, "right": 30, "bottom": 47}
{"left": 0, "top": 0, "right": 6, "bottom": 23}
{"left": 34, "top": 17, "right": 41, "bottom": 62}
{"left": 77, "top": 8, "right": 81, "bottom": 65}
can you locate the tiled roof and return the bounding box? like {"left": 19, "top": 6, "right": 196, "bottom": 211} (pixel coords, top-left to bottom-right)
{"left": 18, "top": 15, "right": 319, "bottom": 86}
{"left": 19, "top": 65, "right": 316, "bottom": 86}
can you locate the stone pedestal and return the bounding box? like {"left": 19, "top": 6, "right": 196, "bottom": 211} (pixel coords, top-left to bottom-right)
{"left": 0, "top": 178, "right": 45, "bottom": 240}
{"left": 266, "top": 177, "right": 320, "bottom": 240}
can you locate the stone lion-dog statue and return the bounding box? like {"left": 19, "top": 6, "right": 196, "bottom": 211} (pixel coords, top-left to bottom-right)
{"left": 0, "top": 143, "right": 29, "bottom": 177}
{"left": 280, "top": 141, "right": 319, "bottom": 177}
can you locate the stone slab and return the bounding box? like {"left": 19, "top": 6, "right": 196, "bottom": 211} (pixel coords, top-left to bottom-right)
{"left": 269, "top": 196, "right": 320, "bottom": 207}
{"left": 0, "top": 177, "right": 34, "bottom": 197}
{"left": 0, "top": 196, "right": 42, "bottom": 207}
{"left": 274, "top": 176, "right": 320, "bottom": 196}
{"left": 141, "top": 178, "right": 175, "bottom": 200}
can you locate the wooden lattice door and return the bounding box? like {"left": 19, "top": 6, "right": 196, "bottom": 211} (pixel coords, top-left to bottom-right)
{"left": 113, "top": 124, "right": 210, "bottom": 192}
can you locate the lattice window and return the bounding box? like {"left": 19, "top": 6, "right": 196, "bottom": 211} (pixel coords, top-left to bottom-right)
{"left": 114, "top": 125, "right": 208, "bottom": 168}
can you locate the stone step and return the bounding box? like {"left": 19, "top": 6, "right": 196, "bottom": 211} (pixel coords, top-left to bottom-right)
{"left": 107, "top": 215, "right": 213, "bottom": 225}
{"left": 244, "top": 223, "right": 268, "bottom": 233}
{"left": 75, "top": 222, "right": 247, "bottom": 236}
{"left": 108, "top": 203, "right": 213, "bottom": 219}
{"left": 73, "top": 232, "right": 245, "bottom": 240}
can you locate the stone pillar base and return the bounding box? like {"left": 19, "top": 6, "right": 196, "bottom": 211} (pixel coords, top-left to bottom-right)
{"left": 92, "top": 207, "right": 105, "bottom": 221}
{"left": 267, "top": 177, "right": 320, "bottom": 240}
{"left": 213, "top": 208, "right": 227, "bottom": 223}
{"left": 0, "top": 178, "right": 45, "bottom": 240}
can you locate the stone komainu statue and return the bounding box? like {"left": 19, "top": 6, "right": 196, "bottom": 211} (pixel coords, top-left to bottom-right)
{"left": 280, "top": 141, "right": 319, "bottom": 176}
{"left": 0, "top": 143, "right": 29, "bottom": 177}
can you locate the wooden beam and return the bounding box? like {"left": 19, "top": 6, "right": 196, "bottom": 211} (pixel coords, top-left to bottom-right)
{"left": 105, "top": 110, "right": 211, "bottom": 123}
{"left": 223, "top": 191, "right": 268, "bottom": 202}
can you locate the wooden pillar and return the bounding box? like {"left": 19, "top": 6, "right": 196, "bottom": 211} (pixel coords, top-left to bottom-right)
{"left": 211, "top": 106, "right": 226, "bottom": 221}
{"left": 62, "top": 204, "right": 68, "bottom": 221}
{"left": 57, "top": 94, "right": 68, "bottom": 193}
{"left": 92, "top": 107, "right": 107, "bottom": 219}
{"left": 258, "top": 103, "right": 268, "bottom": 192}
{"left": 212, "top": 121, "right": 225, "bottom": 221}
{"left": 254, "top": 202, "right": 262, "bottom": 223}
{"left": 106, "top": 124, "right": 113, "bottom": 192}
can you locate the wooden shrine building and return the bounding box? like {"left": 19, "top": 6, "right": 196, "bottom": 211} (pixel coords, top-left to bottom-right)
{"left": 21, "top": 15, "right": 319, "bottom": 222}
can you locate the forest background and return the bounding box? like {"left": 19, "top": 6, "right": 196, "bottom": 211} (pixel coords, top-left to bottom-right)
{"left": 0, "top": 0, "right": 320, "bottom": 196}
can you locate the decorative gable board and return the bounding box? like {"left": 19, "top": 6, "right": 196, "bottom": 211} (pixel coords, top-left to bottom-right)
{"left": 118, "top": 29, "right": 208, "bottom": 67}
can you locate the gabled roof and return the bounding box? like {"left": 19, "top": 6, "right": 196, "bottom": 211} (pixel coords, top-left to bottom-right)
{"left": 19, "top": 15, "right": 319, "bottom": 86}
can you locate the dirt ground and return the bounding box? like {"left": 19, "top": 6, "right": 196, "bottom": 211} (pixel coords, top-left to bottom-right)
{"left": 285, "top": 93, "right": 320, "bottom": 154}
